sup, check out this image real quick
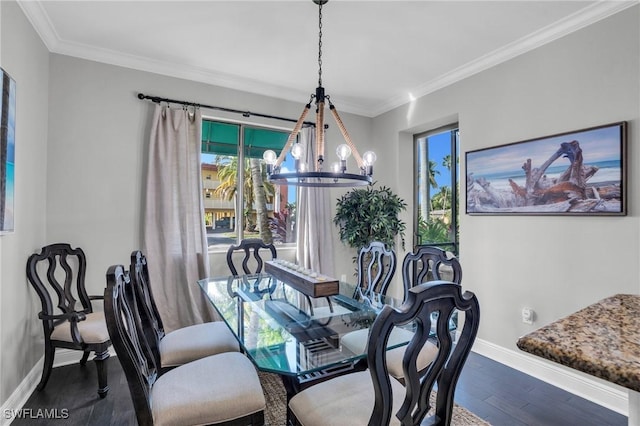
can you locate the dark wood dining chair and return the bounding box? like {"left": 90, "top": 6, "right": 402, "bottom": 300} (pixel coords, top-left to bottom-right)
{"left": 105, "top": 264, "right": 265, "bottom": 426}
{"left": 289, "top": 281, "right": 480, "bottom": 426}
{"left": 402, "top": 246, "right": 462, "bottom": 295}
{"left": 382, "top": 246, "right": 464, "bottom": 384}
{"left": 129, "top": 250, "right": 239, "bottom": 374}
{"left": 354, "top": 241, "right": 397, "bottom": 301}
{"left": 26, "top": 243, "right": 110, "bottom": 397}
{"left": 226, "top": 238, "right": 277, "bottom": 276}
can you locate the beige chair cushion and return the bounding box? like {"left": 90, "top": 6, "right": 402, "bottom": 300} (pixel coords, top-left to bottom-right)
{"left": 152, "top": 352, "right": 265, "bottom": 426}
{"left": 340, "top": 327, "right": 439, "bottom": 380}
{"left": 159, "top": 322, "right": 240, "bottom": 367}
{"left": 50, "top": 311, "right": 110, "bottom": 344}
{"left": 289, "top": 370, "right": 405, "bottom": 426}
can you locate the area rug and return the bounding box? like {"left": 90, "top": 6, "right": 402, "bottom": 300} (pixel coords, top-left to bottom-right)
{"left": 259, "top": 372, "right": 490, "bottom": 425}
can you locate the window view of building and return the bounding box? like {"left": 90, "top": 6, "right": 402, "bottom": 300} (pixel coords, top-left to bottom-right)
{"left": 201, "top": 120, "right": 297, "bottom": 249}
{"left": 414, "top": 125, "right": 459, "bottom": 254}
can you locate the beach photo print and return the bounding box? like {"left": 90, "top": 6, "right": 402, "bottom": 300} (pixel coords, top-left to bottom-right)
{"left": 466, "top": 122, "right": 626, "bottom": 216}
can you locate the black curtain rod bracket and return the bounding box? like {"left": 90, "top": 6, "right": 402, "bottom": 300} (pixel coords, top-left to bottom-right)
{"left": 137, "top": 93, "right": 316, "bottom": 127}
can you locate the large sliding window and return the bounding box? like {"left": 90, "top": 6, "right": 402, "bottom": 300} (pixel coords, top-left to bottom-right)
{"left": 414, "top": 124, "right": 460, "bottom": 254}
{"left": 201, "top": 120, "right": 297, "bottom": 249}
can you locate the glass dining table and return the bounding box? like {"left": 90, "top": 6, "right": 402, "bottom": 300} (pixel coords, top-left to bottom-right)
{"left": 198, "top": 273, "right": 411, "bottom": 399}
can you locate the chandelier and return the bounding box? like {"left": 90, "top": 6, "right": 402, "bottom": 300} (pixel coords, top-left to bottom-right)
{"left": 263, "top": 0, "right": 375, "bottom": 187}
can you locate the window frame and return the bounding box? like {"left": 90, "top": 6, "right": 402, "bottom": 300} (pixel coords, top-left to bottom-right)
{"left": 201, "top": 116, "right": 297, "bottom": 249}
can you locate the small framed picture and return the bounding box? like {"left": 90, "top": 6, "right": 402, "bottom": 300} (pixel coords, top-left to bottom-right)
{"left": 0, "top": 67, "right": 16, "bottom": 234}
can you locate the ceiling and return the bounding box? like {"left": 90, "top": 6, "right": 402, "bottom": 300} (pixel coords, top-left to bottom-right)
{"left": 18, "top": 1, "right": 636, "bottom": 117}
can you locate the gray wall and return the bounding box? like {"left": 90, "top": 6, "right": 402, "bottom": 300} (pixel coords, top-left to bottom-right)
{"left": 374, "top": 4, "right": 639, "bottom": 342}
{"left": 0, "top": 1, "right": 50, "bottom": 403}
{"left": 1, "top": 0, "right": 639, "bottom": 413}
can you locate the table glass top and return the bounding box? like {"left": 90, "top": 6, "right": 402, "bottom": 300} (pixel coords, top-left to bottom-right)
{"left": 198, "top": 274, "right": 409, "bottom": 377}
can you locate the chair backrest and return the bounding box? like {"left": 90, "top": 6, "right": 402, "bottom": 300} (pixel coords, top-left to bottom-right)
{"left": 355, "top": 241, "right": 396, "bottom": 300}
{"left": 26, "top": 243, "right": 92, "bottom": 332}
{"left": 401, "top": 246, "right": 462, "bottom": 299}
{"left": 367, "top": 281, "right": 480, "bottom": 425}
{"left": 129, "top": 250, "right": 165, "bottom": 369}
{"left": 104, "top": 264, "right": 157, "bottom": 425}
{"left": 226, "top": 238, "right": 277, "bottom": 276}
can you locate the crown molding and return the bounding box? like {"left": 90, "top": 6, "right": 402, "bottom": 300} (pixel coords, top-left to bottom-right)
{"left": 18, "top": 0, "right": 638, "bottom": 118}
{"left": 371, "top": 1, "right": 638, "bottom": 117}
{"left": 17, "top": 0, "right": 59, "bottom": 51}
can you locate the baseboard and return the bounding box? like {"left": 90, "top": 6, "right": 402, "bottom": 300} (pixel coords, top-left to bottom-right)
{"left": 472, "top": 338, "right": 628, "bottom": 416}
{"left": 0, "top": 357, "right": 42, "bottom": 426}
{"left": 0, "top": 348, "right": 117, "bottom": 426}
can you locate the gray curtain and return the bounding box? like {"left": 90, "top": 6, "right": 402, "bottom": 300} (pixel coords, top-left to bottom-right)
{"left": 295, "top": 127, "right": 335, "bottom": 275}
{"left": 143, "top": 104, "right": 216, "bottom": 332}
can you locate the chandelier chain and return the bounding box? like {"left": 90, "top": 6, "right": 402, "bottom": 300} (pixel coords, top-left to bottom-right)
{"left": 317, "top": 1, "right": 323, "bottom": 87}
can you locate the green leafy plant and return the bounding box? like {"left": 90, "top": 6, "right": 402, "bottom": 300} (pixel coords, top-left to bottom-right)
{"left": 334, "top": 184, "right": 407, "bottom": 251}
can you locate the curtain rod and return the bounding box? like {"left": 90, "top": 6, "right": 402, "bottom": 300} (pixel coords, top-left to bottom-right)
{"left": 137, "top": 93, "right": 316, "bottom": 127}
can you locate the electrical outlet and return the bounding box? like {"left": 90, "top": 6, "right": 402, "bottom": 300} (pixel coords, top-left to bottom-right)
{"left": 521, "top": 307, "right": 534, "bottom": 324}
{"left": 340, "top": 274, "right": 347, "bottom": 282}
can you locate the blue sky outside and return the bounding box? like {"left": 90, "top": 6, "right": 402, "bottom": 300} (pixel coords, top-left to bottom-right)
{"left": 416, "top": 130, "right": 455, "bottom": 209}
{"left": 427, "top": 132, "right": 454, "bottom": 189}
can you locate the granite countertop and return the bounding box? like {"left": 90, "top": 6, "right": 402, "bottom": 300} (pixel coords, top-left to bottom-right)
{"left": 517, "top": 294, "right": 640, "bottom": 392}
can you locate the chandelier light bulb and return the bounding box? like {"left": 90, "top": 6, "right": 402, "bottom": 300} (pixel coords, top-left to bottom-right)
{"left": 291, "top": 144, "right": 304, "bottom": 160}
{"left": 336, "top": 144, "right": 352, "bottom": 161}
{"left": 362, "top": 151, "right": 377, "bottom": 166}
{"left": 262, "top": 149, "right": 278, "bottom": 175}
{"left": 362, "top": 151, "right": 377, "bottom": 176}
{"left": 262, "top": 150, "right": 277, "bottom": 165}
{"left": 331, "top": 162, "right": 341, "bottom": 173}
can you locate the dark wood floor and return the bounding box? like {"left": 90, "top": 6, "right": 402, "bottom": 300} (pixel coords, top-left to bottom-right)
{"left": 12, "top": 352, "right": 626, "bottom": 426}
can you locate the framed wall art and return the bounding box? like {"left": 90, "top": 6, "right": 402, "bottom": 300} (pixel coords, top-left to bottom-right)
{"left": 0, "top": 68, "right": 16, "bottom": 234}
{"left": 466, "top": 121, "right": 627, "bottom": 216}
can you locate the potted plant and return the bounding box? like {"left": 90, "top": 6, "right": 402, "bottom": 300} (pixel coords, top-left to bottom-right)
{"left": 333, "top": 184, "right": 407, "bottom": 253}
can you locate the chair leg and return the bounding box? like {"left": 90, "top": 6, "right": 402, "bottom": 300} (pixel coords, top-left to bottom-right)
{"left": 36, "top": 343, "right": 55, "bottom": 391}
{"left": 94, "top": 350, "right": 110, "bottom": 398}
{"left": 80, "top": 350, "right": 90, "bottom": 366}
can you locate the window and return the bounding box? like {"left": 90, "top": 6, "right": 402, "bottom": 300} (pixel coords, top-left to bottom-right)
{"left": 414, "top": 124, "right": 459, "bottom": 254}
{"left": 201, "top": 120, "right": 297, "bottom": 249}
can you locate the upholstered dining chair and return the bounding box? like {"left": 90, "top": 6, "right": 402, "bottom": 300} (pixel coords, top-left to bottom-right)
{"left": 226, "top": 238, "right": 277, "bottom": 276}
{"left": 129, "top": 251, "right": 239, "bottom": 374}
{"left": 354, "top": 241, "right": 397, "bottom": 301}
{"left": 26, "top": 243, "right": 110, "bottom": 397}
{"left": 289, "top": 281, "right": 480, "bottom": 426}
{"left": 105, "top": 264, "right": 265, "bottom": 426}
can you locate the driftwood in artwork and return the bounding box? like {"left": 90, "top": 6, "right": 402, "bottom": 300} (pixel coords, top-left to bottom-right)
{"left": 467, "top": 140, "right": 622, "bottom": 213}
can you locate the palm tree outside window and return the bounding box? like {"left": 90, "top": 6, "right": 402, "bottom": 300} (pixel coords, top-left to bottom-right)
{"left": 414, "top": 124, "right": 459, "bottom": 255}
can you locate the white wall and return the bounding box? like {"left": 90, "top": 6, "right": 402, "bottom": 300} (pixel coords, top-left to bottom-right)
{"left": 0, "top": 1, "right": 49, "bottom": 404}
